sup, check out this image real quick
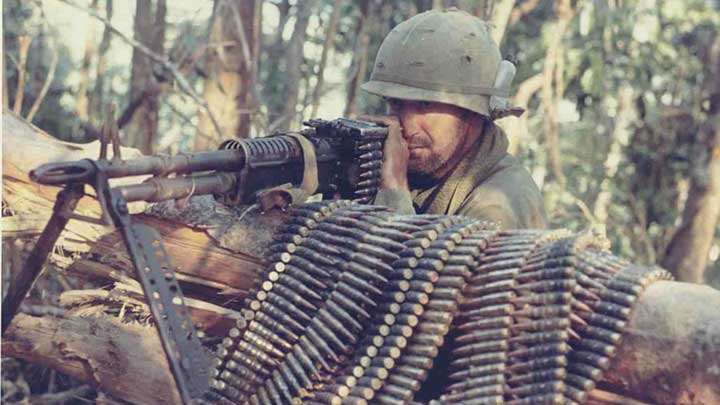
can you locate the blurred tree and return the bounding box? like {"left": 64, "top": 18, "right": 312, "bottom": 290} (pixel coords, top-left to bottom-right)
{"left": 75, "top": 0, "right": 98, "bottom": 122}
{"left": 195, "top": 0, "right": 260, "bottom": 150}
{"left": 662, "top": 29, "right": 720, "bottom": 283}
{"left": 124, "top": 0, "right": 166, "bottom": 154}
{"left": 310, "top": 0, "right": 343, "bottom": 117}
{"left": 90, "top": 0, "right": 113, "bottom": 122}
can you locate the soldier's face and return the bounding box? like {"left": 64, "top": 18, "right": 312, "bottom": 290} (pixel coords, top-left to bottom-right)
{"left": 388, "top": 99, "right": 469, "bottom": 178}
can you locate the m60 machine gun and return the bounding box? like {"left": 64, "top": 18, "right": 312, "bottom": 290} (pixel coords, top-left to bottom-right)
{"left": 1, "top": 118, "right": 388, "bottom": 404}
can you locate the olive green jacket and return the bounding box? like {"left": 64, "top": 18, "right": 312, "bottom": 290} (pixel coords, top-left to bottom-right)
{"left": 374, "top": 124, "right": 547, "bottom": 229}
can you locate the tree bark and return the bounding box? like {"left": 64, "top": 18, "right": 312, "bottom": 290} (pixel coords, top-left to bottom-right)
{"left": 91, "top": 0, "right": 114, "bottom": 121}
{"left": 125, "top": 0, "right": 166, "bottom": 155}
{"left": 661, "top": 35, "right": 720, "bottom": 283}
{"left": 2, "top": 110, "right": 283, "bottom": 302}
{"left": 274, "top": 0, "right": 318, "bottom": 131}
{"left": 540, "top": 0, "right": 574, "bottom": 188}
{"left": 310, "top": 0, "right": 343, "bottom": 118}
{"left": 195, "top": 0, "right": 259, "bottom": 151}
{"left": 593, "top": 85, "right": 635, "bottom": 227}
{"left": 345, "top": 0, "right": 372, "bottom": 118}
{"left": 75, "top": 0, "right": 99, "bottom": 122}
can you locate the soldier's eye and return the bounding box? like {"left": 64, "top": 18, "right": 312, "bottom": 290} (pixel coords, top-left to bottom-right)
{"left": 419, "top": 101, "right": 432, "bottom": 110}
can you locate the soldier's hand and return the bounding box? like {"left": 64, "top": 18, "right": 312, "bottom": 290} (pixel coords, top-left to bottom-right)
{"left": 358, "top": 115, "right": 409, "bottom": 191}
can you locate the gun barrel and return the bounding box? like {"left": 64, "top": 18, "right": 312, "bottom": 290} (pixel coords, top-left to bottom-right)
{"left": 117, "top": 172, "right": 237, "bottom": 202}
{"left": 30, "top": 149, "right": 246, "bottom": 185}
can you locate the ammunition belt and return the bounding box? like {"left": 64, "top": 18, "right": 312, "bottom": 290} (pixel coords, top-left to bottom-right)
{"left": 206, "top": 203, "right": 673, "bottom": 404}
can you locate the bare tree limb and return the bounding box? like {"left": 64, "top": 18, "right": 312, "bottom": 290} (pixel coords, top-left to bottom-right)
{"left": 57, "top": 0, "right": 224, "bottom": 139}
{"left": 26, "top": 48, "right": 59, "bottom": 122}
{"left": 311, "top": 0, "right": 343, "bottom": 117}
{"left": 12, "top": 35, "right": 32, "bottom": 115}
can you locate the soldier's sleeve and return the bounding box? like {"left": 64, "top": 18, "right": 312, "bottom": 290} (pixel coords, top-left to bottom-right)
{"left": 456, "top": 184, "right": 547, "bottom": 230}
{"left": 373, "top": 188, "right": 416, "bottom": 215}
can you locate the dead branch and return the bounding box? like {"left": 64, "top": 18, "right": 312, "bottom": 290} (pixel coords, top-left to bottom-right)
{"left": 57, "top": 0, "right": 224, "bottom": 139}
{"left": 26, "top": 48, "right": 59, "bottom": 123}
{"left": 12, "top": 35, "right": 32, "bottom": 115}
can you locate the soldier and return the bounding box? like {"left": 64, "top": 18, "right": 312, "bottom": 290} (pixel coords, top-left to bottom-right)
{"left": 361, "top": 8, "right": 547, "bottom": 229}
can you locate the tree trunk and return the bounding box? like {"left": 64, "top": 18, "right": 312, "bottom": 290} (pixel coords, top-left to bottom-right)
{"left": 124, "top": 0, "right": 166, "bottom": 155}
{"left": 195, "top": 0, "right": 259, "bottom": 151}
{"left": 310, "top": 0, "right": 343, "bottom": 118}
{"left": 661, "top": 34, "right": 720, "bottom": 283}
{"left": 4, "top": 281, "right": 719, "bottom": 404}
{"left": 593, "top": 85, "right": 635, "bottom": 226}
{"left": 274, "top": 0, "right": 318, "bottom": 131}
{"left": 505, "top": 73, "right": 543, "bottom": 155}
{"left": 90, "top": 0, "right": 114, "bottom": 121}
{"left": 345, "top": 0, "right": 372, "bottom": 118}
{"left": 540, "top": 0, "right": 574, "bottom": 188}
{"left": 75, "top": 0, "right": 99, "bottom": 122}
{"left": 2, "top": 110, "right": 282, "bottom": 303}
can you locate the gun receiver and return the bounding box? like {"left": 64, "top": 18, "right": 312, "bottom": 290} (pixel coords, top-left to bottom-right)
{"left": 2, "top": 118, "right": 387, "bottom": 404}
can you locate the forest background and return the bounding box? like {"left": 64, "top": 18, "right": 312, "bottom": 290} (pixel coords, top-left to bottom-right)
{"left": 1, "top": 0, "right": 719, "bottom": 400}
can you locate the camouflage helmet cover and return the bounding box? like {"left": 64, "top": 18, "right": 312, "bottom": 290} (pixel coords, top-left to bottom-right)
{"left": 361, "top": 8, "right": 511, "bottom": 117}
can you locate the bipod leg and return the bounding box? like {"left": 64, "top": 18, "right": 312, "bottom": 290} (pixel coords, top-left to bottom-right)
{"left": 2, "top": 184, "right": 84, "bottom": 333}
{"left": 106, "top": 189, "right": 211, "bottom": 404}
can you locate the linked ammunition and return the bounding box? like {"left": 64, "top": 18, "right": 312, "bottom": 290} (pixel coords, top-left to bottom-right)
{"left": 378, "top": 346, "right": 402, "bottom": 359}
{"left": 374, "top": 394, "right": 405, "bottom": 405}
{"left": 288, "top": 256, "right": 331, "bottom": 279}
{"left": 265, "top": 293, "right": 312, "bottom": 324}
{"left": 365, "top": 366, "right": 390, "bottom": 380}
{"left": 395, "top": 313, "right": 419, "bottom": 327}
{"left": 512, "top": 304, "right": 570, "bottom": 319}
{"left": 285, "top": 352, "right": 313, "bottom": 387}
{"left": 442, "top": 384, "right": 505, "bottom": 401}
{"left": 387, "top": 373, "right": 421, "bottom": 391}
{"left": 405, "top": 344, "right": 438, "bottom": 358}
{"left": 388, "top": 324, "right": 414, "bottom": 338}
{"left": 506, "top": 367, "right": 565, "bottom": 385}
{"left": 394, "top": 364, "right": 428, "bottom": 381}
{"left": 416, "top": 258, "right": 444, "bottom": 272}
{"left": 317, "top": 308, "right": 356, "bottom": 343}
{"left": 463, "top": 291, "right": 515, "bottom": 308}
{"left": 306, "top": 326, "right": 342, "bottom": 363}
{"left": 591, "top": 301, "right": 631, "bottom": 319}
{"left": 569, "top": 350, "right": 610, "bottom": 369}
{"left": 381, "top": 383, "right": 414, "bottom": 400}
{"left": 453, "top": 340, "right": 508, "bottom": 356}
{"left": 434, "top": 276, "right": 466, "bottom": 289}
{"left": 350, "top": 385, "right": 377, "bottom": 400}
{"left": 506, "top": 381, "right": 564, "bottom": 397}
{"left": 283, "top": 268, "right": 326, "bottom": 293}
{"left": 508, "top": 331, "right": 568, "bottom": 346}
{"left": 332, "top": 290, "right": 372, "bottom": 319}
{"left": 270, "top": 369, "right": 294, "bottom": 403}
{"left": 451, "top": 351, "right": 507, "bottom": 369}
{"left": 457, "top": 316, "right": 512, "bottom": 332}
{"left": 507, "top": 356, "right": 567, "bottom": 373}
{"left": 567, "top": 363, "right": 603, "bottom": 380}
{"left": 446, "top": 374, "right": 505, "bottom": 393}
{"left": 336, "top": 282, "right": 377, "bottom": 307}
{"left": 405, "top": 291, "right": 430, "bottom": 304}
{"left": 448, "top": 363, "right": 505, "bottom": 381}
{"left": 455, "top": 329, "right": 509, "bottom": 345}
{"left": 325, "top": 299, "right": 364, "bottom": 332}
{"left": 244, "top": 330, "right": 284, "bottom": 358}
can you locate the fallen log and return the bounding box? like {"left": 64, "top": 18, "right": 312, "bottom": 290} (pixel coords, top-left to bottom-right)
{"left": 3, "top": 111, "right": 720, "bottom": 403}
{"left": 4, "top": 281, "right": 718, "bottom": 404}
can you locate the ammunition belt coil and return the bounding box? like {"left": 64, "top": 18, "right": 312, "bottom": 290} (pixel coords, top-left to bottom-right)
{"left": 207, "top": 203, "right": 674, "bottom": 405}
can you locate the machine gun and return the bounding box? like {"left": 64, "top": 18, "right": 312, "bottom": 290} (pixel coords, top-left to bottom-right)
{"left": 1, "top": 118, "right": 388, "bottom": 404}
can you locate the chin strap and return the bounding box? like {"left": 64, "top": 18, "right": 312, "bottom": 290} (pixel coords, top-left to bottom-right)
{"left": 489, "top": 60, "right": 525, "bottom": 120}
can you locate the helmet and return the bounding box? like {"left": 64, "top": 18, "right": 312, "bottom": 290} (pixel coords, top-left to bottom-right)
{"left": 361, "top": 7, "right": 515, "bottom": 117}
